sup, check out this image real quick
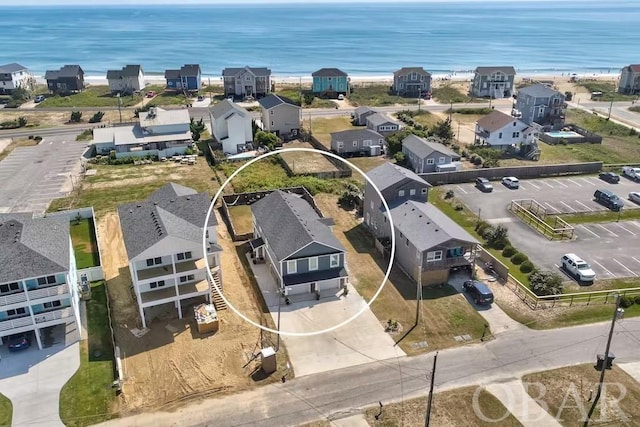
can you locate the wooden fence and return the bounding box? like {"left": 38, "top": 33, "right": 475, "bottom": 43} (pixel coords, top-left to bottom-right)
{"left": 508, "top": 199, "right": 575, "bottom": 240}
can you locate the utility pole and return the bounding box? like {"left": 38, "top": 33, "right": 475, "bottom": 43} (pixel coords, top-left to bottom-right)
{"left": 208, "top": 77, "right": 212, "bottom": 101}
{"left": 299, "top": 76, "right": 303, "bottom": 108}
{"left": 416, "top": 252, "right": 423, "bottom": 325}
{"left": 607, "top": 92, "right": 615, "bottom": 120}
{"left": 117, "top": 93, "right": 122, "bottom": 124}
{"left": 583, "top": 295, "right": 623, "bottom": 427}
{"left": 425, "top": 352, "right": 439, "bottom": 427}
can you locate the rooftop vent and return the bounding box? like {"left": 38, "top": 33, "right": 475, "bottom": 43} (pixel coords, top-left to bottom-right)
{"left": 136, "top": 204, "right": 142, "bottom": 208}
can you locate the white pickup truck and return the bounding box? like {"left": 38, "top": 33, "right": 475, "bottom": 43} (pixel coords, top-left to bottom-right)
{"left": 622, "top": 166, "right": 640, "bottom": 181}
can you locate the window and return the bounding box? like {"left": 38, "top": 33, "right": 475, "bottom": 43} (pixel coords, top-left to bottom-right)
{"left": 176, "top": 252, "right": 192, "bottom": 261}
{"left": 498, "top": 132, "right": 503, "bottom": 139}
{"left": 287, "top": 260, "right": 297, "bottom": 274}
{"left": 180, "top": 274, "right": 195, "bottom": 283}
{"left": 353, "top": 141, "right": 358, "bottom": 147}
{"left": 370, "top": 200, "right": 374, "bottom": 209}
{"left": 37, "top": 276, "right": 56, "bottom": 286}
{"left": 330, "top": 254, "right": 340, "bottom": 268}
{"left": 399, "top": 190, "right": 405, "bottom": 197}
{"left": 426, "top": 251, "right": 443, "bottom": 262}
{"left": 271, "top": 121, "right": 274, "bottom": 126}
{"left": 149, "top": 280, "right": 166, "bottom": 289}
{"left": 399, "top": 83, "right": 404, "bottom": 89}
{"left": 308, "top": 257, "right": 318, "bottom": 271}
{"left": 406, "top": 238, "right": 409, "bottom": 246}
{"left": 7, "top": 307, "right": 26, "bottom": 317}
{"left": 421, "top": 188, "right": 428, "bottom": 194}
{"left": 410, "top": 189, "right": 416, "bottom": 195}
{"left": 363, "top": 140, "right": 371, "bottom": 147}
{"left": 438, "top": 157, "right": 445, "bottom": 164}
{"left": 513, "top": 121, "right": 517, "bottom": 126}
{"left": 426, "top": 158, "right": 435, "bottom": 165}
{"left": 44, "top": 300, "right": 62, "bottom": 309}
{"left": 154, "top": 257, "right": 162, "bottom": 265}
{"left": 0, "top": 282, "right": 20, "bottom": 294}
{"left": 512, "top": 132, "right": 520, "bottom": 138}
{"left": 270, "top": 110, "right": 274, "bottom": 115}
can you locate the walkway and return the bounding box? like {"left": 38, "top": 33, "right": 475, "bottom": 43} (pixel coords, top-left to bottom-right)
{"left": 485, "top": 380, "right": 561, "bottom": 427}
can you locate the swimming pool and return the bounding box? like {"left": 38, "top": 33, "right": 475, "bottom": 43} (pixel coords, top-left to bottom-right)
{"left": 545, "top": 131, "right": 582, "bottom": 138}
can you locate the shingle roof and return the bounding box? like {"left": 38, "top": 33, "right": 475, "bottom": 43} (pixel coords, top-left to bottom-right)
{"left": 312, "top": 68, "right": 348, "bottom": 77}
{"left": 45, "top": 65, "right": 83, "bottom": 80}
{"left": 106, "top": 65, "right": 142, "bottom": 80}
{"left": 628, "top": 64, "right": 640, "bottom": 73}
{"left": 222, "top": 66, "right": 271, "bottom": 77}
{"left": 165, "top": 64, "right": 201, "bottom": 79}
{"left": 0, "top": 214, "right": 70, "bottom": 283}
{"left": 0, "top": 63, "right": 27, "bottom": 73}
{"left": 402, "top": 135, "right": 459, "bottom": 160}
{"left": 139, "top": 107, "right": 190, "bottom": 128}
{"left": 517, "top": 83, "right": 561, "bottom": 98}
{"left": 117, "top": 183, "right": 216, "bottom": 260}
{"left": 389, "top": 201, "right": 479, "bottom": 251}
{"left": 208, "top": 99, "right": 249, "bottom": 120}
{"left": 354, "top": 106, "right": 376, "bottom": 116}
{"left": 366, "top": 113, "right": 400, "bottom": 127}
{"left": 393, "top": 67, "right": 431, "bottom": 76}
{"left": 366, "top": 162, "right": 430, "bottom": 192}
{"left": 474, "top": 66, "right": 516, "bottom": 75}
{"left": 331, "top": 128, "right": 384, "bottom": 142}
{"left": 476, "top": 110, "right": 517, "bottom": 133}
{"left": 258, "top": 94, "right": 299, "bottom": 109}
{"left": 251, "top": 190, "right": 344, "bottom": 262}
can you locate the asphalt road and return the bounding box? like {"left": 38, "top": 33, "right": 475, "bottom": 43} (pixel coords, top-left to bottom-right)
{"left": 451, "top": 175, "right": 640, "bottom": 280}
{"left": 96, "top": 316, "right": 640, "bottom": 427}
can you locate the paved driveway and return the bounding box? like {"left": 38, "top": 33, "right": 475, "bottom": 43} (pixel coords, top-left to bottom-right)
{"left": 247, "top": 255, "right": 405, "bottom": 377}
{"left": 0, "top": 135, "right": 87, "bottom": 214}
{"left": 449, "top": 175, "right": 640, "bottom": 280}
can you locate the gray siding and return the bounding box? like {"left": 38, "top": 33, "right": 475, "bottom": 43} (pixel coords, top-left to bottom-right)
{"left": 516, "top": 92, "right": 566, "bottom": 129}
{"left": 264, "top": 104, "right": 300, "bottom": 136}
{"left": 393, "top": 228, "right": 420, "bottom": 282}
{"left": 471, "top": 73, "right": 515, "bottom": 98}
{"left": 288, "top": 242, "right": 341, "bottom": 259}
{"left": 283, "top": 252, "right": 344, "bottom": 275}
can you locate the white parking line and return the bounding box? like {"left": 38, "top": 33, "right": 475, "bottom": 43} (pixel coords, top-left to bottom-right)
{"left": 567, "top": 178, "right": 582, "bottom": 187}
{"left": 544, "top": 202, "right": 561, "bottom": 213}
{"left": 633, "top": 257, "right": 640, "bottom": 265}
{"left": 578, "top": 224, "right": 600, "bottom": 238}
{"left": 553, "top": 179, "right": 569, "bottom": 188}
{"left": 519, "top": 185, "right": 526, "bottom": 190}
{"left": 613, "top": 259, "right": 638, "bottom": 277}
{"left": 456, "top": 186, "right": 467, "bottom": 194}
{"left": 574, "top": 200, "right": 593, "bottom": 211}
{"left": 527, "top": 181, "right": 540, "bottom": 190}
{"left": 541, "top": 180, "right": 555, "bottom": 188}
{"left": 580, "top": 177, "right": 596, "bottom": 185}
{"left": 629, "top": 221, "right": 640, "bottom": 230}
{"left": 592, "top": 260, "right": 617, "bottom": 278}
{"left": 560, "top": 201, "right": 577, "bottom": 212}
{"left": 595, "top": 224, "right": 618, "bottom": 237}
{"left": 615, "top": 223, "right": 636, "bottom": 236}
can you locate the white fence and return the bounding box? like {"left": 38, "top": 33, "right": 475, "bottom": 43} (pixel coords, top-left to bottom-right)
{"left": 78, "top": 266, "right": 105, "bottom": 282}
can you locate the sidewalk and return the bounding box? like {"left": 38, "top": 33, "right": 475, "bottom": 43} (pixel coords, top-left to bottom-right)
{"left": 485, "top": 380, "right": 561, "bottom": 427}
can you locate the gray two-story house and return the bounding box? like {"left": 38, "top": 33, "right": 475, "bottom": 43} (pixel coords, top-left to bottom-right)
{"left": 515, "top": 84, "right": 567, "bottom": 130}
{"left": 401, "top": 135, "right": 461, "bottom": 173}
{"left": 222, "top": 66, "right": 272, "bottom": 99}
{"left": 258, "top": 94, "right": 301, "bottom": 139}
{"left": 250, "top": 190, "right": 348, "bottom": 296}
{"left": 392, "top": 67, "right": 432, "bottom": 97}
{"left": 330, "top": 128, "right": 385, "bottom": 157}
{"left": 352, "top": 106, "right": 377, "bottom": 126}
{"left": 363, "top": 162, "right": 431, "bottom": 239}
{"left": 619, "top": 64, "right": 640, "bottom": 95}
{"left": 469, "top": 66, "right": 516, "bottom": 98}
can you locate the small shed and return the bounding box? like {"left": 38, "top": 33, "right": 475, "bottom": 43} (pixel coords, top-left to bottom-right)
{"left": 194, "top": 303, "right": 219, "bottom": 334}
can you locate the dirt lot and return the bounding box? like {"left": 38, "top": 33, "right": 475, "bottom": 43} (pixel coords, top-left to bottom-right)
{"left": 227, "top": 205, "right": 253, "bottom": 236}
{"left": 0, "top": 110, "right": 130, "bottom": 129}
{"left": 279, "top": 141, "right": 340, "bottom": 175}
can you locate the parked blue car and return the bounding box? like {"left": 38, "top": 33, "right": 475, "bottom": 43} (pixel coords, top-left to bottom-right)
{"left": 8, "top": 333, "right": 30, "bottom": 352}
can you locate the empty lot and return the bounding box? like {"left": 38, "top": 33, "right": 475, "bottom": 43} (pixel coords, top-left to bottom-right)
{"left": 449, "top": 175, "right": 640, "bottom": 280}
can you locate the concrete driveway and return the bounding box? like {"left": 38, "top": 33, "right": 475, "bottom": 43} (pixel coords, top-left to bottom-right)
{"left": 247, "top": 255, "right": 405, "bottom": 377}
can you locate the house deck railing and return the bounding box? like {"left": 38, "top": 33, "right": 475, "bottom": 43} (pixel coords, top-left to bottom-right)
{"left": 29, "top": 284, "right": 70, "bottom": 301}
{"left": 0, "top": 315, "right": 34, "bottom": 332}
{"left": 0, "top": 292, "right": 28, "bottom": 307}
{"left": 34, "top": 307, "right": 74, "bottom": 325}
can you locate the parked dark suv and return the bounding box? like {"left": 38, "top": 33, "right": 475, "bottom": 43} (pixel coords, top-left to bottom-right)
{"left": 599, "top": 172, "right": 620, "bottom": 183}
{"left": 463, "top": 280, "right": 494, "bottom": 305}
{"left": 594, "top": 189, "right": 624, "bottom": 211}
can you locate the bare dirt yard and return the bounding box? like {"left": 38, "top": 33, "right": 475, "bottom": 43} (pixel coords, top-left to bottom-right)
{"left": 279, "top": 141, "right": 340, "bottom": 175}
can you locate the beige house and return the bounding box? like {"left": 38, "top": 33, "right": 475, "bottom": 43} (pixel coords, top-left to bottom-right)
{"left": 257, "top": 94, "right": 301, "bottom": 140}
{"left": 619, "top": 64, "right": 640, "bottom": 95}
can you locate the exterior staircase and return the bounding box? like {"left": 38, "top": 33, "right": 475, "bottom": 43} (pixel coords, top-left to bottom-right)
{"left": 526, "top": 140, "right": 541, "bottom": 161}
{"left": 210, "top": 269, "right": 227, "bottom": 311}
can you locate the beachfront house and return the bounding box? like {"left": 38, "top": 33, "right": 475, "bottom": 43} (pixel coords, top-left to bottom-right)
{"left": 311, "top": 68, "right": 349, "bottom": 98}
{"left": 0, "top": 63, "right": 35, "bottom": 94}
{"left": 92, "top": 106, "right": 192, "bottom": 158}
{"left": 401, "top": 134, "right": 461, "bottom": 173}
{"left": 366, "top": 112, "right": 402, "bottom": 135}
{"left": 515, "top": 84, "right": 567, "bottom": 130}
{"left": 117, "top": 183, "right": 224, "bottom": 329}
{"left": 474, "top": 110, "right": 535, "bottom": 150}
{"left": 330, "top": 128, "right": 385, "bottom": 157}
{"left": 392, "top": 67, "right": 432, "bottom": 97}
{"left": 619, "top": 64, "right": 640, "bottom": 95}
{"left": 257, "top": 94, "right": 301, "bottom": 139}
{"left": 222, "top": 66, "right": 272, "bottom": 99}
{"left": 208, "top": 99, "right": 253, "bottom": 154}
{"left": 0, "top": 213, "right": 81, "bottom": 350}
{"left": 352, "top": 106, "right": 377, "bottom": 126}
{"left": 469, "top": 66, "right": 516, "bottom": 98}
{"left": 164, "top": 64, "right": 202, "bottom": 92}
{"left": 106, "top": 65, "right": 145, "bottom": 95}
{"left": 45, "top": 65, "right": 85, "bottom": 94}
{"left": 363, "top": 162, "right": 430, "bottom": 239}
{"left": 250, "top": 190, "right": 348, "bottom": 296}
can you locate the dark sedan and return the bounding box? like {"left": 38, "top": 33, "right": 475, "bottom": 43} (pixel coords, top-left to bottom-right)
{"left": 8, "top": 333, "right": 30, "bottom": 352}
{"left": 599, "top": 172, "right": 620, "bottom": 183}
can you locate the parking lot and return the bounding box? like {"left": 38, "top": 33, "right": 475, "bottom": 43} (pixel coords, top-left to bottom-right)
{"left": 449, "top": 175, "right": 640, "bottom": 280}
{"left": 0, "top": 134, "right": 87, "bottom": 214}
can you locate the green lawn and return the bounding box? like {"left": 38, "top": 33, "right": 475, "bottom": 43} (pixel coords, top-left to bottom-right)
{"left": 560, "top": 209, "right": 640, "bottom": 224}
{"left": 432, "top": 84, "right": 486, "bottom": 104}
{"left": 630, "top": 106, "right": 640, "bottom": 113}
{"left": 148, "top": 91, "right": 189, "bottom": 106}
{"left": 411, "top": 110, "right": 442, "bottom": 128}
{"left": 37, "top": 86, "right": 142, "bottom": 108}
{"left": 60, "top": 282, "right": 117, "bottom": 426}
{"left": 69, "top": 218, "right": 101, "bottom": 269}
{"left": 227, "top": 205, "right": 253, "bottom": 235}
{"left": 577, "top": 81, "right": 636, "bottom": 101}
{"left": 274, "top": 88, "right": 337, "bottom": 108}
{"left": 0, "top": 394, "right": 12, "bottom": 427}
{"left": 348, "top": 84, "right": 419, "bottom": 107}
{"left": 309, "top": 116, "right": 358, "bottom": 148}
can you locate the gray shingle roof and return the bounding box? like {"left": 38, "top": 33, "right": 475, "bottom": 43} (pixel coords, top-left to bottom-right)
{"left": 366, "top": 162, "right": 430, "bottom": 191}
{"left": 475, "top": 66, "right": 516, "bottom": 75}
{"left": 476, "top": 110, "right": 517, "bottom": 133}
{"left": 517, "top": 83, "right": 561, "bottom": 98}
{"left": 165, "top": 64, "right": 201, "bottom": 79}
{"left": 209, "top": 99, "right": 249, "bottom": 120}
{"left": 312, "top": 68, "right": 348, "bottom": 77}
{"left": 106, "top": 65, "right": 142, "bottom": 80}
{"left": 0, "top": 214, "right": 70, "bottom": 283}
{"left": 45, "top": 65, "right": 83, "bottom": 80}
{"left": 117, "top": 183, "right": 216, "bottom": 260}
{"left": 393, "top": 67, "right": 431, "bottom": 76}
{"left": 331, "top": 128, "right": 384, "bottom": 142}
{"left": 0, "top": 63, "right": 27, "bottom": 73}
{"left": 389, "top": 201, "right": 479, "bottom": 251}
{"left": 402, "top": 135, "right": 459, "bottom": 160}
{"left": 222, "top": 66, "right": 271, "bottom": 77}
{"left": 366, "top": 113, "right": 400, "bottom": 127}
{"left": 354, "top": 106, "right": 376, "bottom": 115}
{"left": 258, "top": 94, "right": 299, "bottom": 109}
{"left": 251, "top": 190, "right": 344, "bottom": 262}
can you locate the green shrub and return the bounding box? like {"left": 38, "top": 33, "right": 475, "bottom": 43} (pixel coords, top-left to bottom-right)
{"left": 511, "top": 252, "right": 528, "bottom": 265}
{"left": 475, "top": 221, "right": 491, "bottom": 236}
{"left": 473, "top": 156, "right": 483, "bottom": 166}
{"left": 620, "top": 296, "right": 634, "bottom": 309}
{"left": 502, "top": 246, "right": 516, "bottom": 257}
{"left": 634, "top": 296, "right": 640, "bottom": 305}
{"left": 444, "top": 190, "right": 455, "bottom": 199}
{"left": 520, "top": 261, "right": 535, "bottom": 273}
{"left": 529, "top": 269, "right": 563, "bottom": 296}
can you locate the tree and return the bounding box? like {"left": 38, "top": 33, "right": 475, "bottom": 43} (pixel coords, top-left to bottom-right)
{"left": 393, "top": 151, "right": 406, "bottom": 164}
{"left": 189, "top": 117, "right": 206, "bottom": 142}
{"left": 17, "top": 116, "right": 27, "bottom": 128}
{"left": 529, "top": 269, "right": 564, "bottom": 296}
{"left": 385, "top": 129, "right": 413, "bottom": 155}
{"left": 11, "top": 87, "right": 30, "bottom": 102}
{"left": 431, "top": 118, "right": 455, "bottom": 142}
{"left": 254, "top": 130, "right": 280, "bottom": 150}
{"left": 70, "top": 111, "right": 83, "bottom": 123}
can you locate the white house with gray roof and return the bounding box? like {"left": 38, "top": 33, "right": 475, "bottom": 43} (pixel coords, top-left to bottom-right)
{"left": 366, "top": 113, "right": 403, "bottom": 135}
{"left": 0, "top": 213, "right": 80, "bottom": 350}
{"left": 387, "top": 201, "right": 479, "bottom": 286}
{"left": 257, "top": 94, "right": 301, "bottom": 139}
{"left": 401, "top": 135, "right": 461, "bottom": 173}
{"left": 469, "top": 66, "right": 516, "bottom": 98}
{"left": 0, "top": 63, "right": 34, "bottom": 94}
{"left": 117, "top": 183, "right": 223, "bottom": 328}
{"left": 619, "top": 64, "right": 640, "bottom": 95}
{"left": 209, "top": 99, "right": 253, "bottom": 154}
{"left": 475, "top": 110, "right": 535, "bottom": 150}
{"left": 222, "top": 66, "right": 272, "bottom": 99}
{"left": 250, "top": 190, "right": 348, "bottom": 295}
{"left": 106, "top": 64, "right": 145, "bottom": 95}
{"left": 330, "top": 128, "right": 385, "bottom": 157}
{"left": 515, "top": 84, "right": 567, "bottom": 130}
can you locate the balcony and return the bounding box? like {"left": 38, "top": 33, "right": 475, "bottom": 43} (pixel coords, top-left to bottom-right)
{"left": 34, "top": 307, "right": 74, "bottom": 325}
{"left": 179, "top": 279, "right": 209, "bottom": 297}
{"left": 0, "top": 315, "right": 33, "bottom": 332}
{"left": 176, "top": 259, "right": 199, "bottom": 274}
{"left": 425, "top": 254, "right": 473, "bottom": 270}
{"left": 475, "top": 129, "right": 490, "bottom": 139}
{"left": 137, "top": 264, "right": 174, "bottom": 281}
{"left": 29, "top": 284, "right": 70, "bottom": 301}
{"left": 140, "top": 279, "right": 209, "bottom": 305}
{"left": 0, "top": 292, "right": 27, "bottom": 307}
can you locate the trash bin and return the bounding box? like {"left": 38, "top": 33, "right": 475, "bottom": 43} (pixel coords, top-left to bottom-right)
{"left": 596, "top": 353, "right": 616, "bottom": 370}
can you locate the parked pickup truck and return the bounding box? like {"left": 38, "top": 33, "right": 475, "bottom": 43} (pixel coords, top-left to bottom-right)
{"left": 622, "top": 166, "right": 640, "bottom": 181}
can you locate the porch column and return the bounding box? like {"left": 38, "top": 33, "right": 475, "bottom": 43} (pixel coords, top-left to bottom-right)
{"left": 140, "top": 305, "right": 147, "bottom": 329}
{"left": 176, "top": 300, "right": 183, "bottom": 319}
{"left": 34, "top": 327, "right": 43, "bottom": 350}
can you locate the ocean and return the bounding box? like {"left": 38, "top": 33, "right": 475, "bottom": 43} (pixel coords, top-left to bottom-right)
{"left": 1, "top": 1, "right": 639, "bottom": 78}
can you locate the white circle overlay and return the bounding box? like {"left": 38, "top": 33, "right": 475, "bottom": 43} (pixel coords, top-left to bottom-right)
{"left": 203, "top": 147, "right": 396, "bottom": 337}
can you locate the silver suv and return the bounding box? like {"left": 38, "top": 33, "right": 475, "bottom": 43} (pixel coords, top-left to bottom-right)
{"left": 561, "top": 253, "right": 596, "bottom": 283}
